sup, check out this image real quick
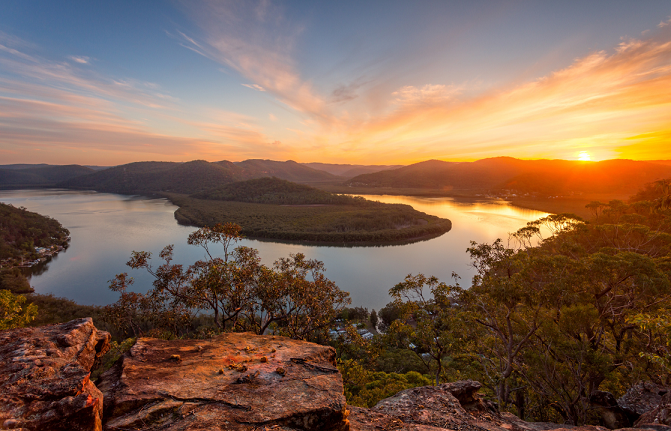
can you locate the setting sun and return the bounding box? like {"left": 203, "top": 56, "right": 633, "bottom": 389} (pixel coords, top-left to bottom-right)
{"left": 578, "top": 151, "right": 591, "bottom": 161}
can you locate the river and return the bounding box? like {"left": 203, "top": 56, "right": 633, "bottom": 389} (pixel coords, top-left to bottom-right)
{"left": 0, "top": 189, "right": 549, "bottom": 311}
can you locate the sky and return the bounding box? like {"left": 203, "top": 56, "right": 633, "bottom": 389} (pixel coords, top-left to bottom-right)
{"left": 1, "top": 0, "right": 671, "bottom": 166}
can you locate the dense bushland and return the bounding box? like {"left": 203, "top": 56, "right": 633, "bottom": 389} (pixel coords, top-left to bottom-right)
{"left": 339, "top": 179, "right": 671, "bottom": 424}
{"left": 169, "top": 193, "right": 451, "bottom": 244}
{"left": 0, "top": 202, "right": 70, "bottom": 261}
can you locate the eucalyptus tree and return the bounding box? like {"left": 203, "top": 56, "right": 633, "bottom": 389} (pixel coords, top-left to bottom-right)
{"left": 105, "top": 223, "right": 350, "bottom": 340}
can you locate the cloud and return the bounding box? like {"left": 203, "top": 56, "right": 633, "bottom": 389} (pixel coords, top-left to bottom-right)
{"left": 68, "top": 56, "right": 90, "bottom": 64}
{"left": 659, "top": 17, "right": 671, "bottom": 28}
{"left": 269, "top": 113, "right": 277, "bottom": 121}
{"left": 0, "top": 32, "right": 283, "bottom": 164}
{"left": 312, "top": 25, "right": 671, "bottom": 163}
{"left": 177, "top": 0, "right": 333, "bottom": 124}
{"left": 242, "top": 83, "right": 265, "bottom": 91}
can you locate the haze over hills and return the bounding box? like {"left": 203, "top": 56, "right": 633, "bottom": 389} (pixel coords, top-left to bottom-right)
{"left": 346, "top": 157, "right": 671, "bottom": 196}
{"left": 0, "top": 165, "right": 95, "bottom": 188}
{"left": 57, "top": 159, "right": 339, "bottom": 195}
{"left": 303, "top": 163, "right": 404, "bottom": 178}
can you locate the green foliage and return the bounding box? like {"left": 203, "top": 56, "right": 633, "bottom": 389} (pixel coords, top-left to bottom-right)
{"left": 194, "top": 177, "right": 367, "bottom": 206}
{"left": 0, "top": 202, "right": 70, "bottom": 261}
{"left": 170, "top": 193, "right": 451, "bottom": 245}
{"left": 0, "top": 289, "right": 37, "bottom": 330}
{"left": 339, "top": 306, "right": 369, "bottom": 322}
{"left": 377, "top": 301, "right": 403, "bottom": 331}
{"left": 0, "top": 268, "right": 33, "bottom": 294}
{"left": 91, "top": 337, "right": 136, "bottom": 381}
{"left": 370, "top": 309, "right": 378, "bottom": 328}
{"left": 105, "top": 223, "right": 351, "bottom": 341}
{"left": 387, "top": 273, "right": 466, "bottom": 385}
{"left": 340, "top": 359, "right": 432, "bottom": 408}
{"left": 25, "top": 293, "right": 113, "bottom": 333}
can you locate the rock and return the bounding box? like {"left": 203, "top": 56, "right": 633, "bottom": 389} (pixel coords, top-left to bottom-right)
{"left": 635, "top": 392, "right": 671, "bottom": 428}
{"left": 358, "top": 381, "right": 610, "bottom": 431}
{"left": 618, "top": 382, "right": 669, "bottom": 417}
{"left": 370, "top": 382, "right": 517, "bottom": 431}
{"left": 97, "top": 332, "right": 349, "bottom": 431}
{"left": 590, "top": 390, "right": 638, "bottom": 429}
{"left": 0, "top": 318, "right": 111, "bottom": 431}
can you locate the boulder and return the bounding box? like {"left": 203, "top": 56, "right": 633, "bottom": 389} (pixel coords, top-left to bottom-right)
{"left": 590, "top": 390, "right": 638, "bottom": 429}
{"left": 635, "top": 392, "right": 671, "bottom": 428}
{"left": 97, "top": 332, "right": 349, "bottom": 431}
{"left": 618, "top": 382, "right": 669, "bottom": 417}
{"left": 0, "top": 318, "right": 111, "bottom": 431}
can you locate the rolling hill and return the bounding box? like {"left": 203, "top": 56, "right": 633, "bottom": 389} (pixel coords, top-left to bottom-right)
{"left": 346, "top": 157, "right": 671, "bottom": 196}
{"left": 59, "top": 159, "right": 338, "bottom": 195}
{"left": 0, "top": 165, "right": 95, "bottom": 188}
{"left": 302, "top": 163, "right": 403, "bottom": 178}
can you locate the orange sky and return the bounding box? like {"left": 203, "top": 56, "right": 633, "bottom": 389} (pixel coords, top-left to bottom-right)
{"left": 1, "top": 2, "right": 671, "bottom": 165}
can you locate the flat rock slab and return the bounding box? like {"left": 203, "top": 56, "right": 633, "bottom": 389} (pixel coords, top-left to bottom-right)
{"left": 0, "top": 318, "right": 111, "bottom": 431}
{"left": 98, "top": 332, "right": 349, "bottom": 431}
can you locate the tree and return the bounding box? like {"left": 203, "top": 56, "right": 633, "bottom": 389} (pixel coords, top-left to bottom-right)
{"left": 387, "top": 273, "right": 464, "bottom": 385}
{"left": 370, "top": 309, "right": 378, "bottom": 329}
{"left": 0, "top": 289, "right": 37, "bottom": 330}
{"left": 105, "top": 223, "right": 350, "bottom": 340}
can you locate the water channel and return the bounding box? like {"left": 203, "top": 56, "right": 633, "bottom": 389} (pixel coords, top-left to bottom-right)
{"left": 0, "top": 189, "right": 549, "bottom": 311}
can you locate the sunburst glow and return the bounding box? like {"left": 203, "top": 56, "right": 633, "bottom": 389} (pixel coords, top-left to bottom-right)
{"left": 578, "top": 152, "right": 591, "bottom": 161}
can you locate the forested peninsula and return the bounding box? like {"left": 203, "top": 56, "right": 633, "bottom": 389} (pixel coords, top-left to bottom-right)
{"left": 169, "top": 177, "right": 451, "bottom": 244}
{"left": 0, "top": 203, "right": 70, "bottom": 294}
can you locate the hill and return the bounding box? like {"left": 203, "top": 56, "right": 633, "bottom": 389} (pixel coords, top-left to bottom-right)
{"left": 236, "top": 159, "right": 339, "bottom": 182}
{"left": 59, "top": 159, "right": 338, "bottom": 195}
{"left": 193, "top": 177, "right": 364, "bottom": 205}
{"left": 302, "top": 162, "right": 403, "bottom": 178}
{"left": 346, "top": 157, "right": 671, "bottom": 196}
{"left": 0, "top": 165, "right": 95, "bottom": 188}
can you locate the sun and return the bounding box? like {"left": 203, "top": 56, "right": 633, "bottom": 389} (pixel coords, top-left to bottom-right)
{"left": 578, "top": 151, "right": 591, "bottom": 161}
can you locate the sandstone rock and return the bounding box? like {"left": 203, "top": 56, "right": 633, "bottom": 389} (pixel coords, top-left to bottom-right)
{"left": 363, "top": 380, "right": 610, "bottom": 431}
{"left": 0, "top": 318, "right": 111, "bottom": 431}
{"left": 348, "top": 405, "right": 453, "bottom": 430}
{"left": 635, "top": 392, "right": 671, "bottom": 428}
{"left": 618, "top": 382, "right": 669, "bottom": 417}
{"left": 370, "top": 381, "right": 517, "bottom": 431}
{"left": 97, "top": 332, "right": 349, "bottom": 431}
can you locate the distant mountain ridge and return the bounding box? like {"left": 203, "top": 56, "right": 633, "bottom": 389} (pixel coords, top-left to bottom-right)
{"left": 58, "top": 159, "right": 338, "bottom": 195}
{"left": 302, "top": 163, "right": 404, "bottom": 178}
{"left": 0, "top": 165, "right": 95, "bottom": 188}
{"left": 346, "top": 157, "right": 671, "bottom": 195}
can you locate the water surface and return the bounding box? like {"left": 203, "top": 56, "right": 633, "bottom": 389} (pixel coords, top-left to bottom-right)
{"left": 0, "top": 189, "right": 548, "bottom": 311}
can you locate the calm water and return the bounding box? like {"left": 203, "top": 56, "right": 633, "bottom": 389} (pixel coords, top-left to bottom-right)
{"left": 0, "top": 189, "right": 548, "bottom": 311}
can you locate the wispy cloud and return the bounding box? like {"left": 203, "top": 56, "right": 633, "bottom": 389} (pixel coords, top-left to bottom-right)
{"left": 68, "top": 55, "right": 90, "bottom": 64}
{"left": 242, "top": 83, "right": 265, "bottom": 91}
{"left": 177, "top": 0, "right": 334, "bottom": 124}
{"left": 284, "top": 25, "right": 671, "bottom": 163}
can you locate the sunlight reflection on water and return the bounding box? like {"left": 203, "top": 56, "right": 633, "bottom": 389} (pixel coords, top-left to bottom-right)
{"left": 0, "top": 189, "right": 549, "bottom": 311}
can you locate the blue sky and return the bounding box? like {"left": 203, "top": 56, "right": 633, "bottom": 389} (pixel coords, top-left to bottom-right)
{"left": 1, "top": 1, "right": 671, "bottom": 165}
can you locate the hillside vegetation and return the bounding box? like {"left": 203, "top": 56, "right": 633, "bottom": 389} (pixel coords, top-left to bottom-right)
{"left": 59, "top": 159, "right": 338, "bottom": 194}
{"left": 347, "top": 157, "right": 671, "bottom": 196}
{"left": 169, "top": 198, "right": 450, "bottom": 245}
{"left": 194, "top": 177, "right": 366, "bottom": 205}
{"left": 0, "top": 203, "right": 70, "bottom": 263}
{"left": 0, "top": 164, "right": 95, "bottom": 188}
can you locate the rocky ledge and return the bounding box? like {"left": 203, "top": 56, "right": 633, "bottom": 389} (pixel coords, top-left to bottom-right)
{"left": 1, "top": 319, "right": 670, "bottom": 431}
{"left": 97, "top": 332, "right": 348, "bottom": 431}
{"left": 0, "top": 318, "right": 111, "bottom": 431}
